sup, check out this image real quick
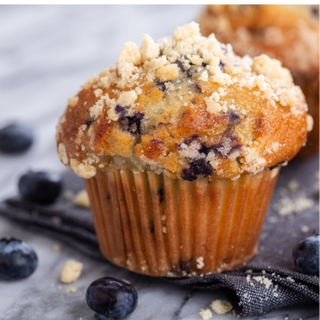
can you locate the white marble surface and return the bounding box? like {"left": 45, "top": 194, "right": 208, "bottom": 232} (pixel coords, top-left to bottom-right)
{"left": 0, "top": 5, "right": 318, "bottom": 320}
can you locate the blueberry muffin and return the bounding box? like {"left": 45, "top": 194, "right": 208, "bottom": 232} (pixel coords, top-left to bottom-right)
{"left": 56, "top": 22, "right": 310, "bottom": 276}
{"left": 199, "top": 5, "right": 319, "bottom": 157}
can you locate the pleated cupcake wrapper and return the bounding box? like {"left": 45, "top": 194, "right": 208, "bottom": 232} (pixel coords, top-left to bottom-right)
{"left": 84, "top": 168, "right": 280, "bottom": 277}
{"left": 294, "top": 74, "right": 319, "bottom": 158}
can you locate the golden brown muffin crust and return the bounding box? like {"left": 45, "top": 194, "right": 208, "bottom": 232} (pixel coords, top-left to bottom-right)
{"left": 56, "top": 22, "right": 309, "bottom": 181}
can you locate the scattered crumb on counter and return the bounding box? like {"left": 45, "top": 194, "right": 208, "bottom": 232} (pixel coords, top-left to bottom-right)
{"left": 199, "top": 308, "right": 212, "bottom": 320}
{"left": 210, "top": 300, "right": 233, "bottom": 315}
{"left": 66, "top": 287, "right": 78, "bottom": 293}
{"left": 300, "top": 225, "right": 310, "bottom": 233}
{"left": 196, "top": 257, "right": 205, "bottom": 269}
{"left": 53, "top": 244, "right": 61, "bottom": 252}
{"left": 231, "top": 310, "right": 241, "bottom": 318}
{"left": 74, "top": 190, "right": 90, "bottom": 208}
{"left": 287, "top": 179, "right": 299, "bottom": 193}
{"left": 60, "top": 260, "right": 83, "bottom": 284}
{"left": 121, "top": 279, "right": 131, "bottom": 284}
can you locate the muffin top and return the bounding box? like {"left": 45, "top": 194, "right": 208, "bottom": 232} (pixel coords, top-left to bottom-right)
{"left": 199, "top": 5, "right": 319, "bottom": 77}
{"left": 56, "top": 22, "right": 310, "bottom": 181}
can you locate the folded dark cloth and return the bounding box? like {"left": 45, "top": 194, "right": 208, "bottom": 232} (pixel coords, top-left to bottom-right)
{"left": 0, "top": 156, "right": 319, "bottom": 317}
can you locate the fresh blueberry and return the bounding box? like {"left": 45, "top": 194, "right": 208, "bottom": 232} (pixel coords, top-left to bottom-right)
{"left": 0, "top": 238, "right": 38, "bottom": 280}
{"left": 292, "top": 233, "right": 319, "bottom": 276}
{"left": 86, "top": 277, "right": 138, "bottom": 319}
{"left": 18, "top": 170, "right": 62, "bottom": 204}
{"left": 0, "top": 123, "right": 34, "bottom": 154}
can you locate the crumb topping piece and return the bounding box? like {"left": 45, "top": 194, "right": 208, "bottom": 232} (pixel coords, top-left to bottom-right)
{"left": 60, "top": 260, "right": 83, "bottom": 284}
{"left": 74, "top": 189, "right": 90, "bottom": 208}
{"left": 57, "top": 22, "right": 309, "bottom": 181}
{"left": 199, "top": 309, "right": 213, "bottom": 320}
{"left": 210, "top": 300, "right": 233, "bottom": 315}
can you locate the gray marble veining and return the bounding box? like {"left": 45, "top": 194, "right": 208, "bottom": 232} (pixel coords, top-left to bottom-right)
{"left": 0, "top": 5, "right": 318, "bottom": 320}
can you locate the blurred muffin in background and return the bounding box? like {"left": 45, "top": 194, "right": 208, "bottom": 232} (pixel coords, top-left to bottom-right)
{"left": 199, "top": 5, "right": 319, "bottom": 157}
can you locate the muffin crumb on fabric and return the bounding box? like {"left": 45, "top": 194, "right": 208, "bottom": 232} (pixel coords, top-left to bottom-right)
{"left": 287, "top": 179, "right": 299, "bottom": 193}
{"left": 301, "top": 225, "right": 310, "bottom": 233}
{"left": 196, "top": 257, "right": 205, "bottom": 269}
{"left": 252, "top": 276, "right": 273, "bottom": 289}
{"left": 275, "top": 194, "right": 314, "bottom": 216}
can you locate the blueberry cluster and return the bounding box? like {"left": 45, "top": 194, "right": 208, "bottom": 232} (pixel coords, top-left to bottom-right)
{"left": 180, "top": 133, "right": 242, "bottom": 181}
{"left": 115, "top": 105, "right": 144, "bottom": 135}
{"left": 181, "top": 158, "right": 214, "bottom": 181}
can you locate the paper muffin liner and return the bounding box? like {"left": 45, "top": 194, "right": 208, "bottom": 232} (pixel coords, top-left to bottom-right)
{"left": 293, "top": 74, "right": 319, "bottom": 158}
{"left": 84, "top": 167, "right": 280, "bottom": 277}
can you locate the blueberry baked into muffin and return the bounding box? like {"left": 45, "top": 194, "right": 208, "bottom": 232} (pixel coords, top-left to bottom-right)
{"left": 56, "top": 22, "right": 311, "bottom": 276}
{"left": 199, "top": 5, "right": 319, "bottom": 157}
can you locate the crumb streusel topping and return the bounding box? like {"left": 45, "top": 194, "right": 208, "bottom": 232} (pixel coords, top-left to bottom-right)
{"left": 56, "top": 22, "right": 309, "bottom": 180}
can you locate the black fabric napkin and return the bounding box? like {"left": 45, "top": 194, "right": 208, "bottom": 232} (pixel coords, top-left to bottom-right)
{"left": 0, "top": 156, "right": 319, "bottom": 317}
